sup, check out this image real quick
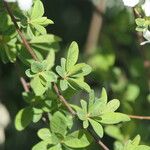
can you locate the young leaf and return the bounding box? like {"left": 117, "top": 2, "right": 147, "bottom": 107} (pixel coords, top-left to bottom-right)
{"left": 31, "top": 75, "right": 47, "bottom": 96}
{"left": 98, "top": 112, "right": 130, "bottom": 124}
{"left": 33, "top": 113, "right": 42, "bottom": 123}
{"left": 31, "top": 61, "right": 44, "bottom": 73}
{"left": 15, "top": 107, "right": 33, "bottom": 131}
{"left": 56, "top": 66, "right": 65, "bottom": 78}
{"left": 66, "top": 42, "right": 79, "bottom": 71}
{"left": 69, "top": 78, "right": 91, "bottom": 93}
{"left": 67, "top": 63, "right": 91, "bottom": 77}
{"left": 31, "top": 0, "right": 44, "bottom": 19}
{"left": 88, "top": 90, "right": 95, "bottom": 111}
{"left": 131, "top": 135, "right": 141, "bottom": 146}
{"left": 64, "top": 130, "right": 93, "bottom": 148}
{"left": 80, "top": 100, "right": 88, "bottom": 114}
{"left": 49, "top": 144, "right": 62, "bottom": 150}
{"left": 135, "top": 145, "right": 150, "bottom": 150}
{"left": 89, "top": 99, "right": 106, "bottom": 117}
{"left": 102, "top": 99, "right": 120, "bottom": 114}
{"left": 37, "top": 128, "right": 52, "bottom": 141}
{"left": 60, "top": 80, "right": 68, "bottom": 91}
{"left": 83, "top": 120, "right": 89, "bottom": 129}
{"left": 30, "top": 35, "right": 58, "bottom": 44}
{"left": 100, "top": 88, "right": 108, "bottom": 104}
{"left": 46, "top": 50, "right": 55, "bottom": 70}
{"left": 105, "top": 125, "right": 124, "bottom": 141}
{"left": 50, "top": 111, "right": 68, "bottom": 136}
{"left": 89, "top": 119, "right": 104, "bottom": 138}
{"left": 32, "top": 141, "right": 48, "bottom": 150}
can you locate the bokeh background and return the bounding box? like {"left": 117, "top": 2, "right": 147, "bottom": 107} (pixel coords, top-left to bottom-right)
{"left": 0, "top": 0, "right": 150, "bottom": 149}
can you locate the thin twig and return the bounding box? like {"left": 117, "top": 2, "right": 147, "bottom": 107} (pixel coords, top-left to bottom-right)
{"left": 88, "top": 129, "right": 109, "bottom": 150}
{"left": 53, "top": 83, "right": 76, "bottom": 116}
{"left": 3, "top": 1, "right": 39, "bottom": 61}
{"left": 20, "top": 77, "right": 30, "bottom": 92}
{"left": 129, "top": 115, "right": 150, "bottom": 120}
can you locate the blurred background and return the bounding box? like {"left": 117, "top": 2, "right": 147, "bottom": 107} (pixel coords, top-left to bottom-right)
{"left": 0, "top": 0, "right": 150, "bottom": 149}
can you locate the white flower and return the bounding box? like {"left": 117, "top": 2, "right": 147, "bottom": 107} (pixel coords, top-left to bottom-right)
{"left": 122, "top": 0, "right": 139, "bottom": 7}
{"left": 140, "top": 29, "right": 150, "bottom": 45}
{"left": 4, "top": 0, "right": 16, "bottom": 2}
{"left": 4, "top": 0, "right": 33, "bottom": 11}
{"left": 142, "top": 0, "right": 150, "bottom": 16}
{"left": 17, "top": 0, "right": 33, "bottom": 11}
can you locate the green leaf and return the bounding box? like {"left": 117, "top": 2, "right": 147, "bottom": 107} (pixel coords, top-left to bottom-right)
{"left": 77, "top": 109, "right": 87, "bottom": 121}
{"left": 98, "top": 112, "right": 130, "bottom": 124}
{"left": 100, "top": 88, "right": 108, "bottom": 104}
{"left": 31, "top": 75, "right": 47, "bottom": 96}
{"left": 66, "top": 42, "right": 79, "bottom": 71}
{"left": 46, "top": 50, "right": 55, "bottom": 70}
{"left": 135, "top": 145, "right": 150, "bottom": 150}
{"left": 60, "top": 80, "right": 68, "bottom": 91}
{"left": 15, "top": 107, "right": 33, "bottom": 131}
{"left": 56, "top": 66, "right": 65, "bottom": 78}
{"left": 105, "top": 125, "right": 124, "bottom": 141}
{"left": 32, "top": 141, "right": 48, "bottom": 150}
{"left": 33, "top": 113, "right": 42, "bottom": 123}
{"left": 131, "top": 135, "right": 141, "bottom": 146}
{"left": 25, "top": 69, "right": 35, "bottom": 77}
{"left": 83, "top": 120, "right": 89, "bottom": 129}
{"left": 50, "top": 111, "right": 68, "bottom": 136}
{"left": 89, "top": 119, "right": 103, "bottom": 138}
{"left": 88, "top": 90, "right": 95, "bottom": 110}
{"left": 38, "top": 128, "right": 52, "bottom": 141}
{"left": 48, "top": 144, "right": 62, "bottom": 150}
{"left": 80, "top": 100, "right": 88, "bottom": 114}
{"left": 31, "top": 17, "right": 53, "bottom": 26}
{"left": 102, "top": 99, "right": 120, "bottom": 114}
{"left": 89, "top": 99, "right": 106, "bottom": 117}
{"left": 69, "top": 78, "right": 91, "bottom": 92}
{"left": 31, "top": 61, "right": 44, "bottom": 73}
{"left": 31, "top": 0, "right": 44, "bottom": 19}
{"left": 64, "top": 130, "right": 93, "bottom": 148}
{"left": 67, "top": 63, "right": 92, "bottom": 77}
{"left": 30, "top": 35, "right": 59, "bottom": 44}
{"left": 135, "top": 18, "right": 145, "bottom": 26}
{"left": 125, "top": 84, "right": 140, "bottom": 102}
{"left": 32, "top": 24, "right": 47, "bottom": 34}
{"left": 114, "top": 141, "right": 124, "bottom": 150}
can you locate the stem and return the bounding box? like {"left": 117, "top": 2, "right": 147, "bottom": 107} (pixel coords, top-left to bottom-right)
{"left": 3, "top": 1, "right": 39, "bottom": 61}
{"left": 129, "top": 115, "right": 150, "bottom": 120}
{"left": 53, "top": 83, "right": 76, "bottom": 116}
{"left": 20, "top": 77, "right": 30, "bottom": 92}
{"left": 88, "top": 129, "right": 109, "bottom": 150}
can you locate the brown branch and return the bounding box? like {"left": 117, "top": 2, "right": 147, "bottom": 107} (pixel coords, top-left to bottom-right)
{"left": 3, "top": 1, "right": 39, "bottom": 61}
{"left": 84, "top": 0, "right": 106, "bottom": 56}
{"left": 129, "top": 115, "right": 150, "bottom": 120}
{"left": 53, "top": 83, "right": 76, "bottom": 116}
{"left": 20, "top": 77, "right": 30, "bottom": 92}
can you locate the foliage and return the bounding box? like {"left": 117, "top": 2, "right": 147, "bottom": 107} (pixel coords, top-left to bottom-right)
{"left": 0, "top": 0, "right": 150, "bottom": 150}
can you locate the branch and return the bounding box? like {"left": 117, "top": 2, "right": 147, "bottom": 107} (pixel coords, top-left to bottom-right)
{"left": 129, "top": 115, "right": 150, "bottom": 120}
{"left": 4, "top": 2, "right": 109, "bottom": 150}
{"left": 3, "top": 1, "right": 39, "bottom": 61}
{"left": 53, "top": 83, "right": 76, "bottom": 116}
{"left": 84, "top": 0, "right": 106, "bottom": 55}
{"left": 20, "top": 77, "right": 30, "bottom": 92}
